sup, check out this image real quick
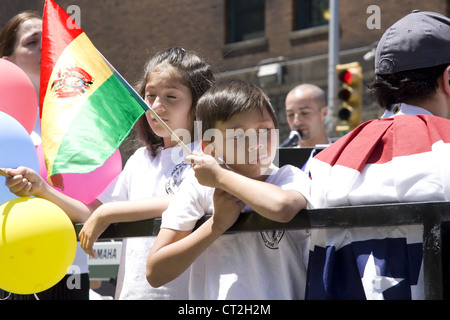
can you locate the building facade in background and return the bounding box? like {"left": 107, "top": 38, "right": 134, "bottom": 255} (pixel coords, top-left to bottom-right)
{"left": 2, "top": 0, "right": 449, "bottom": 143}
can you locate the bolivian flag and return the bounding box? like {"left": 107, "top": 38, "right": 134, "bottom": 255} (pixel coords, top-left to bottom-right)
{"left": 40, "top": 0, "right": 148, "bottom": 186}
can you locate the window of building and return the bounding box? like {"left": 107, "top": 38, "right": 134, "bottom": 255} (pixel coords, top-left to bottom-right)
{"left": 226, "top": 0, "right": 265, "bottom": 43}
{"left": 294, "top": 0, "right": 329, "bottom": 30}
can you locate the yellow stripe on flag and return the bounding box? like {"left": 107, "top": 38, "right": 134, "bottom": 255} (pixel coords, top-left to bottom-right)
{"left": 41, "top": 32, "right": 113, "bottom": 175}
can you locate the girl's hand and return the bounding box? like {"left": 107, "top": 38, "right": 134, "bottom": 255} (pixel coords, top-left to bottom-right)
{"left": 1, "top": 167, "right": 46, "bottom": 197}
{"left": 79, "top": 208, "right": 110, "bottom": 258}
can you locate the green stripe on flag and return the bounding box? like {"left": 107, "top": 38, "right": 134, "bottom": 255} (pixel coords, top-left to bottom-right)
{"left": 51, "top": 75, "right": 146, "bottom": 175}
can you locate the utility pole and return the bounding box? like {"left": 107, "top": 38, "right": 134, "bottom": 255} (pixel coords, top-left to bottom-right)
{"left": 327, "top": 0, "right": 339, "bottom": 138}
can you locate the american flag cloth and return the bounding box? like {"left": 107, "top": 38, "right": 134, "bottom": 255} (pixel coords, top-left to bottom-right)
{"left": 307, "top": 103, "right": 450, "bottom": 300}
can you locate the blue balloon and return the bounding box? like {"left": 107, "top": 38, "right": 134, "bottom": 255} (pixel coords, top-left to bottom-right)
{"left": 0, "top": 111, "right": 39, "bottom": 205}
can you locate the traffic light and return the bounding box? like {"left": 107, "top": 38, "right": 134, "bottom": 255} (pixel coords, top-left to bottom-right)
{"left": 336, "top": 62, "right": 362, "bottom": 135}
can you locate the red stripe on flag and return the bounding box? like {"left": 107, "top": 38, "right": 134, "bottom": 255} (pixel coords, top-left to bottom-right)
{"left": 315, "top": 115, "right": 450, "bottom": 172}
{"left": 39, "top": 0, "right": 83, "bottom": 110}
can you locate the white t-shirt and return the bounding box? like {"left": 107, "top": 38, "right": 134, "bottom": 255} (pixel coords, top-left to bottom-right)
{"left": 161, "top": 164, "right": 312, "bottom": 300}
{"left": 98, "top": 143, "right": 198, "bottom": 300}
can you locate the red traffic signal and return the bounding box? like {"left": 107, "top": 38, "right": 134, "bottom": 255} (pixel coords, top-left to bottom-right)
{"left": 338, "top": 70, "right": 354, "bottom": 85}
{"left": 335, "top": 62, "right": 363, "bottom": 135}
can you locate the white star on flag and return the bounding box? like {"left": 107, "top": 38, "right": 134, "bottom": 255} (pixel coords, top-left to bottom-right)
{"left": 361, "top": 252, "right": 404, "bottom": 300}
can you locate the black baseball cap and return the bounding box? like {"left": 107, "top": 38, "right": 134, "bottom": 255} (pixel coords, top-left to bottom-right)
{"left": 375, "top": 10, "right": 450, "bottom": 75}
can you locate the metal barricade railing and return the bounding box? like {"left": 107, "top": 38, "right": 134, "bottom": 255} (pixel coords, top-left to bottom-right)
{"left": 75, "top": 200, "right": 450, "bottom": 300}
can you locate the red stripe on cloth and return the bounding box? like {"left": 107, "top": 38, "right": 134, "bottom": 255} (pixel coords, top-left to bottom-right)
{"left": 315, "top": 115, "right": 450, "bottom": 172}
{"left": 39, "top": 0, "right": 83, "bottom": 110}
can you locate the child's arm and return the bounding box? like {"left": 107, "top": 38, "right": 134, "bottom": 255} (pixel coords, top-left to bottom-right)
{"left": 185, "top": 154, "right": 307, "bottom": 222}
{"left": 2, "top": 166, "right": 99, "bottom": 223}
{"left": 79, "top": 195, "right": 173, "bottom": 257}
{"left": 146, "top": 188, "right": 244, "bottom": 287}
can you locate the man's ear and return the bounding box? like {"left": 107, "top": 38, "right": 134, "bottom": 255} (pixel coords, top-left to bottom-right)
{"left": 321, "top": 105, "right": 328, "bottom": 120}
{"left": 202, "top": 140, "right": 215, "bottom": 157}
{"left": 445, "top": 65, "right": 450, "bottom": 96}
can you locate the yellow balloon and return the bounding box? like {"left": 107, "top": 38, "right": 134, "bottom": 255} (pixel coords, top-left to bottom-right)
{"left": 0, "top": 197, "right": 76, "bottom": 294}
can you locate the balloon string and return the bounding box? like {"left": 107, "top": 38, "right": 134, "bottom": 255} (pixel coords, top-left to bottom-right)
{"left": 0, "top": 292, "right": 11, "bottom": 300}
{"left": 0, "top": 292, "right": 40, "bottom": 300}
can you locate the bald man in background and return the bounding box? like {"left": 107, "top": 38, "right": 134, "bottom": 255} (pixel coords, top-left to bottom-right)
{"left": 284, "top": 84, "right": 330, "bottom": 173}
{"left": 285, "top": 84, "right": 329, "bottom": 148}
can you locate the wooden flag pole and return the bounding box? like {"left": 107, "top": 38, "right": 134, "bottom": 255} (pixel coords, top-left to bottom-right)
{"left": 0, "top": 169, "right": 11, "bottom": 178}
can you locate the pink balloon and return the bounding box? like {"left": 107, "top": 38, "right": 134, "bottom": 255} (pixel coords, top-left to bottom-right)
{"left": 37, "top": 144, "right": 122, "bottom": 204}
{"left": 0, "top": 59, "right": 38, "bottom": 134}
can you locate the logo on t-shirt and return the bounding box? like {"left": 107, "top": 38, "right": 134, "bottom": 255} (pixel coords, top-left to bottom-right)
{"left": 165, "top": 163, "right": 189, "bottom": 194}
{"left": 260, "top": 230, "right": 285, "bottom": 249}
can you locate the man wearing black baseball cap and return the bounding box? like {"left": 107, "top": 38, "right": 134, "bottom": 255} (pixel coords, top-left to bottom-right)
{"left": 370, "top": 10, "right": 450, "bottom": 117}
{"left": 306, "top": 11, "right": 450, "bottom": 300}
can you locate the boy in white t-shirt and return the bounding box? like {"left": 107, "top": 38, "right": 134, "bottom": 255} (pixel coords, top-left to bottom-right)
{"left": 146, "top": 79, "right": 313, "bottom": 299}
